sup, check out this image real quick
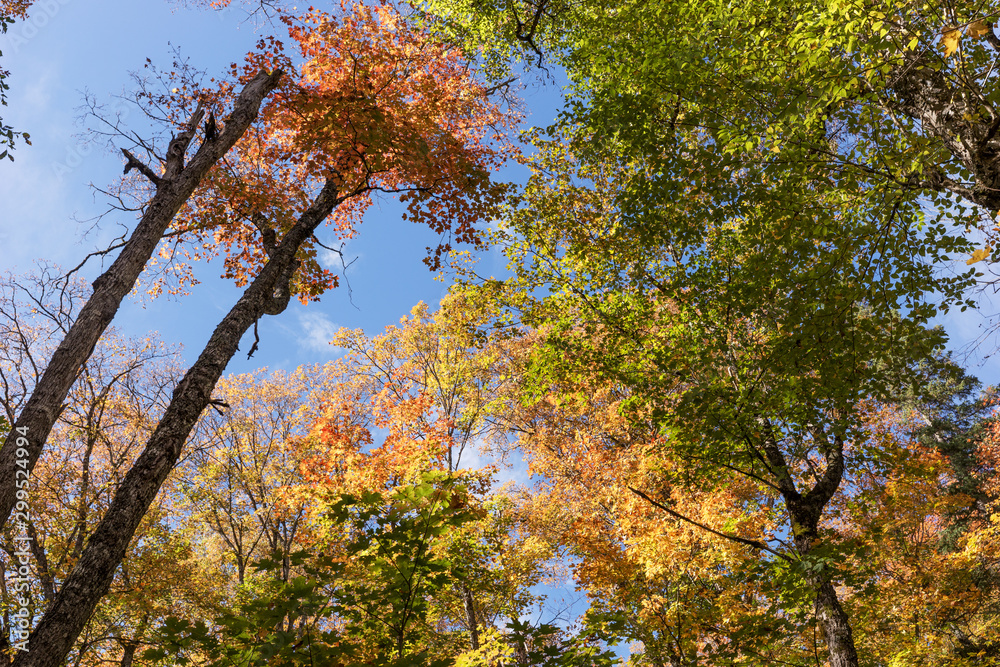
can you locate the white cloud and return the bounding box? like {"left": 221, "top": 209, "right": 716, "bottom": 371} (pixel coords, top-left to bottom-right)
{"left": 316, "top": 242, "right": 364, "bottom": 274}
{"left": 297, "top": 311, "right": 341, "bottom": 354}
{"left": 317, "top": 247, "right": 341, "bottom": 268}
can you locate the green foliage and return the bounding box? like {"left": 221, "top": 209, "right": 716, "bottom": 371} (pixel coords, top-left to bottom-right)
{"left": 424, "top": 0, "right": 990, "bottom": 517}
{"left": 0, "top": 12, "right": 29, "bottom": 161}
{"left": 504, "top": 617, "right": 619, "bottom": 667}
{"left": 143, "top": 471, "right": 480, "bottom": 667}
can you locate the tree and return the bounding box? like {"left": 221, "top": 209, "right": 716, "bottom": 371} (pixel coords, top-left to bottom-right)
{"left": 425, "top": 0, "right": 1000, "bottom": 226}
{"left": 411, "top": 2, "right": 1000, "bottom": 665}
{"left": 147, "top": 349, "right": 609, "bottom": 667}
{"left": 147, "top": 472, "right": 486, "bottom": 667}
{"left": 0, "top": 67, "right": 282, "bottom": 531}
{"left": 0, "top": 267, "right": 217, "bottom": 666}
{"left": 477, "top": 310, "right": 1000, "bottom": 666}
{"left": 317, "top": 293, "right": 578, "bottom": 660}
{"left": 144, "top": 295, "right": 605, "bottom": 666}
{"left": 174, "top": 368, "right": 323, "bottom": 589}
{"left": 477, "top": 145, "right": 948, "bottom": 665}
{"left": 327, "top": 291, "right": 520, "bottom": 472}
{"left": 842, "top": 406, "right": 1000, "bottom": 665}
{"left": 2, "top": 3, "right": 515, "bottom": 666}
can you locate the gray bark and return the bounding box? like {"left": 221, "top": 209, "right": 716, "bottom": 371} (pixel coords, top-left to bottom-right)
{"left": 0, "top": 69, "right": 283, "bottom": 531}
{"left": 759, "top": 421, "right": 858, "bottom": 667}
{"left": 11, "top": 176, "right": 350, "bottom": 667}
{"left": 887, "top": 29, "right": 1000, "bottom": 211}
{"left": 463, "top": 585, "right": 479, "bottom": 650}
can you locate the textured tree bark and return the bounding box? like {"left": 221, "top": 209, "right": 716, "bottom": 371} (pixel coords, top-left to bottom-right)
{"left": 887, "top": 38, "right": 1000, "bottom": 211}
{"left": 11, "top": 177, "right": 348, "bottom": 667}
{"left": 463, "top": 585, "right": 480, "bottom": 650}
{"left": 0, "top": 69, "right": 283, "bottom": 531}
{"left": 813, "top": 579, "right": 858, "bottom": 667}
{"left": 789, "top": 508, "right": 859, "bottom": 667}
{"left": 759, "top": 421, "right": 859, "bottom": 667}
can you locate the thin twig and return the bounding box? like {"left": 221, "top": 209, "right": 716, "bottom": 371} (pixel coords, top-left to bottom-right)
{"left": 247, "top": 319, "right": 261, "bottom": 359}
{"left": 311, "top": 234, "right": 360, "bottom": 311}
{"left": 627, "top": 486, "right": 792, "bottom": 562}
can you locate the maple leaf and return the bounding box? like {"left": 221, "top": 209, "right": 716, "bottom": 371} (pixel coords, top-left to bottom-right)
{"left": 966, "top": 247, "right": 990, "bottom": 265}
{"left": 967, "top": 19, "right": 991, "bottom": 40}
{"left": 941, "top": 26, "right": 962, "bottom": 57}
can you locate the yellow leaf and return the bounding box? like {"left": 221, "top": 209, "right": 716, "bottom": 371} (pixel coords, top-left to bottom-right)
{"left": 968, "top": 20, "right": 991, "bottom": 40}
{"left": 966, "top": 248, "right": 990, "bottom": 265}
{"left": 941, "top": 26, "right": 961, "bottom": 57}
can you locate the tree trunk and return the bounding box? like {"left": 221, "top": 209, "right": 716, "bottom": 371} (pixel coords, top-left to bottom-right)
{"left": 759, "top": 420, "right": 859, "bottom": 667}
{"left": 886, "top": 37, "right": 1000, "bottom": 211}
{"left": 118, "top": 642, "right": 136, "bottom": 667}
{"left": 463, "top": 585, "right": 479, "bottom": 651}
{"left": 814, "top": 579, "right": 858, "bottom": 667}
{"left": 0, "top": 68, "right": 282, "bottom": 531}
{"left": 11, "top": 176, "right": 349, "bottom": 667}
{"left": 786, "top": 511, "right": 858, "bottom": 667}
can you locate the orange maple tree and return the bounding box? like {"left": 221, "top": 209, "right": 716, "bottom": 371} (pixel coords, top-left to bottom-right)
{"left": 3, "top": 4, "right": 518, "bottom": 665}
{"left": 151, "top": 1, "right": 515, "bottom": 300}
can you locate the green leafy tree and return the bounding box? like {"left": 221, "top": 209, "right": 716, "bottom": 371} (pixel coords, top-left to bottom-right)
{"left": 413, "top": 3, "right": 1000, "bottom": 666}
{"left": 145, "top": 472, "right": 482, "bottom": 667}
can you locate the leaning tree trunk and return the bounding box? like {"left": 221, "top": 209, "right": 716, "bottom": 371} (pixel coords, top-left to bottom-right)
{"left": 0, "top": 68, "right": 282, "bottom": 531}
{"left": 11, "top": 175, "right": 354, "bottom": 667}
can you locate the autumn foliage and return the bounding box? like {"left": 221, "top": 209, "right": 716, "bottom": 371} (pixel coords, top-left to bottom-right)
{"left": 9, "top": 0, "right": 1000, "bottom": 666}
{"left": 151, "top": 0, "right": 515, "bottom": 299}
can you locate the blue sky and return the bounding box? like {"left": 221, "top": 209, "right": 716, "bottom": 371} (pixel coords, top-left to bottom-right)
{"left": 2, "top": 0, "right": 995, "bottom": 384}
{"left": 0, "top": 0, "right": 561, "bottom": 377}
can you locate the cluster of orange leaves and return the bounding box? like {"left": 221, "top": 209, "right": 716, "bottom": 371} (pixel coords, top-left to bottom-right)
{"left": 285, "top": 396, "right": 487, "bottom": 557}
{"left": 0, "top": 0, "right": 31, "bottom": 19}
{"left": 821, "top": 400, "right": 1000, "bottom": 664}
{"left": 150, "top": 0, "right": 517, "bottom": 299}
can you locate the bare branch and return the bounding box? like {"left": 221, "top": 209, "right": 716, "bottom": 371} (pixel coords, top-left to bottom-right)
{"left": 120, "top": 148, "right": 162, "bottom": 186}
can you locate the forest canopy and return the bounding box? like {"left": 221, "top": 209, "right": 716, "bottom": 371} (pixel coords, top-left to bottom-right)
{"left": 3, "top": 1, "right": 1000, "bottom": 667}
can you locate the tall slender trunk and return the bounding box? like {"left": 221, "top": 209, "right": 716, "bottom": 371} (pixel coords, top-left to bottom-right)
{"left": 463, "top": 585, "right": 479, "bottom": 650}
{"left": 788, "top": 510, "right": 858, "bottom": 667}
{"left": 11, "top": 177, "right": 350, "bottom": 667}
{"left": 0, "top": 69, "right": 282, "bottom": 531}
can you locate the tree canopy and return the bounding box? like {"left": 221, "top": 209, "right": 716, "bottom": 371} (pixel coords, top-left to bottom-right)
{"left": 4, "top": 1, "right": 1000, "bottom": 666}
